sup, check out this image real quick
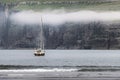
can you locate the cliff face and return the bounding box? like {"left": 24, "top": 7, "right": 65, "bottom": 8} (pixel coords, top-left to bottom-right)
{"left": 44, "top": 23, "right": 120, "bottom": 49}
{"left": 0, "top": 17, "right": 120, "bottom": 49}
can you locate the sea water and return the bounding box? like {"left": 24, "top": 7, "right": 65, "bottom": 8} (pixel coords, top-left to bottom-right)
{"left": 0, "top": 50, "right": 120, "bottom": 72}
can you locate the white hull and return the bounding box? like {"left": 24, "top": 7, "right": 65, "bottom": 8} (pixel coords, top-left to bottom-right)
{"left": 34, "top": 49, "right": 45, "bottom": 56}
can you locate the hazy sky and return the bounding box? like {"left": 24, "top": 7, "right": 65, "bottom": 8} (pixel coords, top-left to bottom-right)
{"left": 10, "top": 10, "right": 120, "bottom": 25}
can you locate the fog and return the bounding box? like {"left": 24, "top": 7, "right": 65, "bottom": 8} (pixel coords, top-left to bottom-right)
{"left": 10, "top": 10, "right": 120, "bottom": 25}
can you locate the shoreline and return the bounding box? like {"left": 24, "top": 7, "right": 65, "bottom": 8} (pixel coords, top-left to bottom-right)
{"left": 0, "top": 71, "right": 120, "bottom": 80}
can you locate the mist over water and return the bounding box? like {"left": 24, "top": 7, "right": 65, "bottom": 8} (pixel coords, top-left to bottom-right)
{"left": 10, "top": 10, "right": 120, "bottom": 25}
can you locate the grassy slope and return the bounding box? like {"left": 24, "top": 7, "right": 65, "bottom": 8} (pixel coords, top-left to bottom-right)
{"left": 0, "top": 0, "right": 110, "bottom": 3}
{"left": 16, "top": 1, "right": 120, "bottom": 11}
{"left": 1, "top": 0, "right": 120, "bottom": 11}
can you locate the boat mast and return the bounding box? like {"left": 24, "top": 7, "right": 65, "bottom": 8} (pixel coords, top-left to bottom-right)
{"left": 40, "top": 17, "right": 44, "bottom": 50}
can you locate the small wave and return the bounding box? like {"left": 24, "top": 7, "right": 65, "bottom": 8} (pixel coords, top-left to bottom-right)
{"left": 1, "top": 65, "right": 120, "bottom": 72}
{"left": 0, "top": 68, "right": 77, "bottom": 72}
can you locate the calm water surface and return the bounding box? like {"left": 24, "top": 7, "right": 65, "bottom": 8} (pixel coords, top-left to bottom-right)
{"left": 0, "top": 50, "right": 120, "bottom": 66}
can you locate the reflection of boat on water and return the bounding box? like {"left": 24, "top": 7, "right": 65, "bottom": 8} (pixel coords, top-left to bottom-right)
{"left": 34, "top": 17, "right": 45, "bottom": 56}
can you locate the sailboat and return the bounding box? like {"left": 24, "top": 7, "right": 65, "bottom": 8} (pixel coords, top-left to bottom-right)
{"left": 34, "top": 17, "right": 45, "bottom": 56}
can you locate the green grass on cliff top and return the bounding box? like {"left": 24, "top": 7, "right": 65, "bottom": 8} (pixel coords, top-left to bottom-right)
{"left": 1, "top": 0, "right": 120, "bottom": 11}
{"left": 0, "top": 0, "right": 112, "bottom": 3}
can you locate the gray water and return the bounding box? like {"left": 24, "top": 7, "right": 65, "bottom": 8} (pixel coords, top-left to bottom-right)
{"left": 0, "top": 50, "right": 120, "bottom": 66}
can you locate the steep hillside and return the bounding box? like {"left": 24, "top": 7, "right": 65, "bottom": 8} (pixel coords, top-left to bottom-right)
{"left": 0, "top": 0, "right": 120, "bottom": 11}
